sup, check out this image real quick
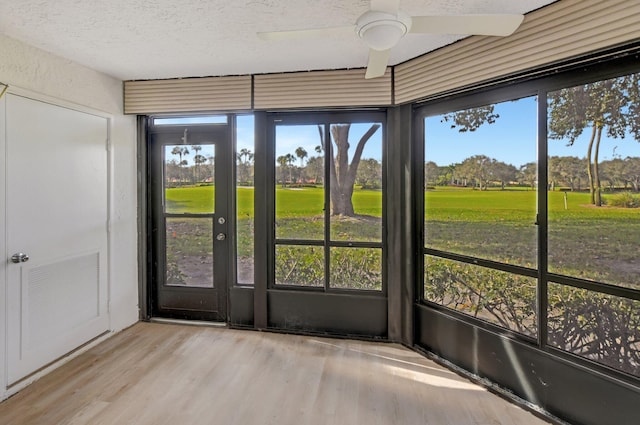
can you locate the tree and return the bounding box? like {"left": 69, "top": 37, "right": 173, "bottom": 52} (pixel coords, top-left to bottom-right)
{"left": 600, "top": 158, "right": 627, "bottom": 190}
{"left": 492, "top": 160, "right": 517, "bottom": 190}
{"left": 356, "top": 158, "right": 382, "bottom": 189}
{"left": 237, "top": 148, "right": 254, "bottom": 184}
{"left": 317, "top": 123, "right": 381, "bottom": 216}
{"left": 207, "top": 155, "right": 215, "bottom": 184}
{"left": 517, "top": 162, "right": 537, "bottom": 190}
{"left": 548, "top": 73, "right": 640, "bottom": 206}
{"left": 458, "top": 155, "right": 494, "bottom": 190}
{"left": 276, "top": 155, "right": 289, "bottom": 187}
{"left": 191, "top": 145, "right": 202, "bottom": 182}
{"left": 548, "top": 156, "right": 562, "bottom": 191}
{"left": 294, "top": 147, "right": 308, "bottom": 183}
{"left": 295, "top": 147, "right": 308, "bottom": 167}
{"left": 305, "top": 156, "right": 324, "bottom": 184}
{"left": 193, "top": 154, "right": 207, "bottom": 182}
{"left": 554, "top": 156, "right": 587, "bottom": 191}
{"left": 441, "top": 105, "right": 499, "bottom": 132}
{"left": 284, "top": 153, "right": 295, "bottom": 183}
{"left": 439, "top": 106, "right": 502, "bottom": 189}
{"left": 165, "top": 159, "right": 180, "bottom": 186}
{"left": 170, "top": 146, "right": 189, "bottom": 185}
{"left": 424, "top": 161, "right": 440, "bottom": 187}
{"left": 437, "top": 164, "right": 456, "bottom": 186}
{"left": 623, "top": 156, "right": 640, "bottom": 192}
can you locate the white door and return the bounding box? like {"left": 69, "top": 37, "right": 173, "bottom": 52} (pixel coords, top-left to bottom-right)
{"left": 6, "top": 94, "right": 109, "bottom": 384}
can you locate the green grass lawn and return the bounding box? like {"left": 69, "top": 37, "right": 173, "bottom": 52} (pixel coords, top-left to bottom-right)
{"left": 165, "top": 184, "right": 640, "bottom": 288}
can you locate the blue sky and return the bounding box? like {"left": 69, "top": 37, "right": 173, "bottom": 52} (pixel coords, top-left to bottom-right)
{"left": 274, "top": 122, "right": 383, "bottom": 163}
{"left": 425, "top": 96, "right": 639, "bottom": 167}
{"left": 164, "top": 108, "right": 639, "bottom": 167}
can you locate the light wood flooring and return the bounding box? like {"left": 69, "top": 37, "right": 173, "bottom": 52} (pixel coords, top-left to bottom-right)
{"left": 0, "top": 322, "right": 551, "bottom": 425}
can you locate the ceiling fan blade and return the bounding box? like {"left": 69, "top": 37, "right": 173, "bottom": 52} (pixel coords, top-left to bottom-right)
{"left": 257, "top": 25, "right": 354, "bottom": 41}
{"left": 365, "top": 48, "right": 391, "bottom": 79}
{"left": 370, "top": 0, "right": 400, "bottom": 14}
{"left": 409, "top": 14, "right": 524, "bottom": 36}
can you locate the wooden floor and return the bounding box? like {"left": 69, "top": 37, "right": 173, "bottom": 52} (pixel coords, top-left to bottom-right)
{"left": 0, "top": 323, "right": 551, "bottom": 425}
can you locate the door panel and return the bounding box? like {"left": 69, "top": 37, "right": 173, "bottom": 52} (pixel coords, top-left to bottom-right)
{"left": 150, "top": 125, "right": 230, "bottom": 321}
{"left": 266, "top": 113, "right": 387, "bottom": 337}
{"left": 6, "top": 94, "right": 109, "bottom": 384}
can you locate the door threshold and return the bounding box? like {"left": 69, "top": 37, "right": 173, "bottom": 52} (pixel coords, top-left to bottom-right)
{"left": 150, "top": 317, "right": 227, "bottom": 328}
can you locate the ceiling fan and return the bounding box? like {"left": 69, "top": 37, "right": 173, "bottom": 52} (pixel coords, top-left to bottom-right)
{"left": 257, "top": 0, "right": 524, "bottom": 79}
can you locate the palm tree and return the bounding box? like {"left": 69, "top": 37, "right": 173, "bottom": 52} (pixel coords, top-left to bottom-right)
{"left": 238, "top": 148, "right": 254, "bottom": 184}
{"left": 295, "top": 147, "right": 308, "bottom": 167}
{"left": 295, "top": 147, "right": 308, "bottom": 183}
{"left": 193, "top": 154, "right": 207, "bottom": 182}
{"left": 191, "top": 145, "right": 202, "bottom": 182}
{"left": 285, "top": 153, "right": 295, "bottom": 184}
{"left": 276, "top": 155, "right": 288, "bottom": 187}
{"left": 170, "top": 146, "right": 189, "bottom": 185}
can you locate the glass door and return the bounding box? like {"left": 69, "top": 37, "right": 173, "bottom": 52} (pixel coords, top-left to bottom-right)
{"left": 149, "top": 122, "right": 230, "bottom": 321}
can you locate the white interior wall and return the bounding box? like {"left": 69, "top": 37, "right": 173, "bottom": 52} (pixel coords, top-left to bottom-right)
{"left": 0, "top": 34, "right": 138, "bottom": 399}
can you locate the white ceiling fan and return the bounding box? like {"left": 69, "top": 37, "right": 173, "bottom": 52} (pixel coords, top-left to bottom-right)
{"left": 257, "top": 0, "right": 524, "bottom": 79}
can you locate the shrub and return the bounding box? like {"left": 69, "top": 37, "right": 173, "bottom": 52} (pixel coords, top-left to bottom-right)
{"left": 424, "top": 257, "right": 640, "bottom": 376}
{"left": 606, "top": 191, "right": 640, "bottom": 208}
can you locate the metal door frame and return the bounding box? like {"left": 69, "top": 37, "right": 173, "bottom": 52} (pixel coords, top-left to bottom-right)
{"left": 147, "top": 120, "right": 232, "bottom": 321}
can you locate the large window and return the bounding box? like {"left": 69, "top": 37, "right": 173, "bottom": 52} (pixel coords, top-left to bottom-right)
{"left": 274, "top": 116, "right": 384, "bottom": 292}
{"left": 419, "top": 68, "right": 640, "bottom": 378}
{"left": 547, "top": 74, "right": 640, "bottom": 290}
{"left": 423, "top": 96, "right": 539, "bottom": 338}
{"left": 547, "top": 72, "right": 640, "bottom": 376}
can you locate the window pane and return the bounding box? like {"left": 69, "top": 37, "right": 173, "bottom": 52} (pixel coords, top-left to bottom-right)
{"left": 166, "top": 217, "right": 213, "bottom": 288}
{"left": 424, "top": 255, "right": 537, "bottom": 337}
{"left": 330, "top": 247, "right": 382, "bottom": 291}
{"left": 275, "top": 245, "right": 324, "bottom": 287}
{"left": 548, "top": 283, "right": 640, "bottom": 376}
{"left": 275, "top": 125, "right": 324, "bottom": 240}
{"left": 164, "top": 144, "right": 215, "bottom": 214}
{"left": 547, "top": 73, "right": 640, "bottom": 289}
{"left": 237, "top": 115, "right": 255, "bottom": 285}
{"left": 329, "top": 122, "right": 383, "bottom": 242}
{"left": 424, "top": 97, "right": 538, "bottom": 268}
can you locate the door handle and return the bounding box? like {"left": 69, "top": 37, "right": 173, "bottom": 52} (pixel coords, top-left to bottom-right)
{"left": 216, "top": 233, "right": 226, "bottom": 241}
{"left": 10, "top": 253, "right": 29, "bottom": 263}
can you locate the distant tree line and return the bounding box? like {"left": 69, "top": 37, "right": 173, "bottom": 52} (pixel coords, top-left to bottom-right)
{"left": 276, "top": 146, "right": 382, "bottom": 191}
{"left": 424, "top": 155, "right": 640, "bottom": 192}
{"left": 425, "top": 155, "right": 640, "bottom": 192}
{"left": 441, "top": 72, "right": 640, "bottom": 203}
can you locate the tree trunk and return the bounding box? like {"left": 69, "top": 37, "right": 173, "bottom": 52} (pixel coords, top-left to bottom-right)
{"left": 329, "top": 123, "right": 380, "bottom": 216}
{"left": 586, "top": 124, "right": 597, "bottom": 204}
{"left": 594, "top": 125, "right": 603, "bottom": 206}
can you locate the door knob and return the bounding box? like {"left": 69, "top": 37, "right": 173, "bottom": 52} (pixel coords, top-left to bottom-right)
{"left": 216, "top": 233, "right": 226, "bottom": 241}
{"left": 11, "top": 253, "right": 29, "bottom": 263}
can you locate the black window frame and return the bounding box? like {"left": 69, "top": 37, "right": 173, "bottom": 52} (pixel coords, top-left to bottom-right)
{"left": 414, "top": 52, "right": 640, "bottom": 384}
{"left": 266, "top": 110, "right": 388, "bottom": 296}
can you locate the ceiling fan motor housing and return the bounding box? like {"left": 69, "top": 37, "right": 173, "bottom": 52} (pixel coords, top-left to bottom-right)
{"left": 356, "top": 10, "right": 412, "bottom": 51}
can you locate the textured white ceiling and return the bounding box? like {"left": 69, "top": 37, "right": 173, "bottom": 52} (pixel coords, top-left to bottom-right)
{"left": 0, "top": 0, "right": 556, "bottom": 80}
